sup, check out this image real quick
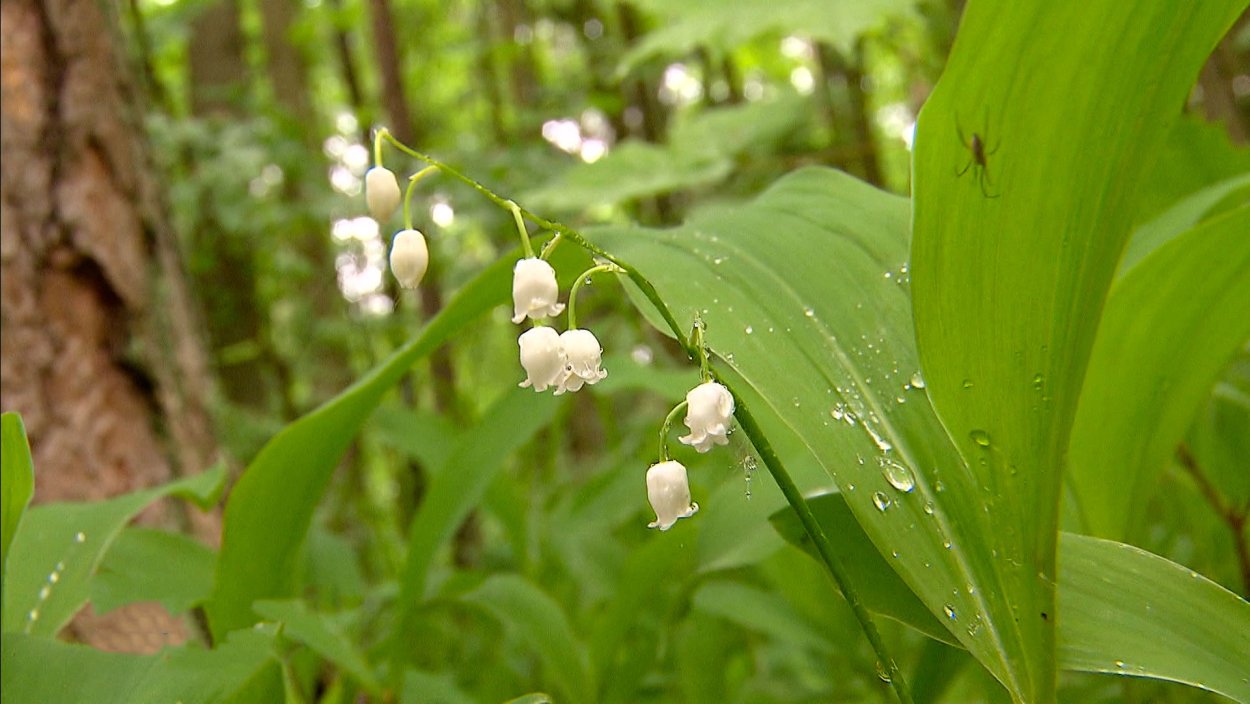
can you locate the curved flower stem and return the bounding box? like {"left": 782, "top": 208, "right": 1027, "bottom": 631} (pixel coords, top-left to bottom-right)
{"left": 567, "top": 263, "right": 621, "bottom": 330}
{"left": 730, "top": 396, "right": 914, "bottom": 704}
{"left": 373, "top": 128, "right": 386, "bottom": 166}
{"left": 658, "top": 401, "right": 689, "bottom": 461}
{"left": 508, "top": 201, "right": 535, "bottom": 258}
{"left": 690, "top": 318, "right": 711, "bottom": 382}
{"left": 369, "top": 139, "right": 915, "bottom": 704}
{"left": 402, "top": 166, "right": 439, "bottom": 230}
{"left": 539, "top": 232, "right": 563, "bottom": 260}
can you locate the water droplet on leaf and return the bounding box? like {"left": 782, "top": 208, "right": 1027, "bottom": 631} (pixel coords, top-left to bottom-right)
{"left": 872, "top": 491, "right": 891, "bottom": 511}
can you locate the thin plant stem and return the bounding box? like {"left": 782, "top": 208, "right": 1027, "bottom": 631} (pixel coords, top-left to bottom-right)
{"left": 402, "top": 166, "right": 439, "bottom": 230}
{"left": 508, "top": 200, "right": 535, "bottom": 258}
{"left": 540, "top": 232, "right": 563, "bottom": 259}
{"left": 658, "top": 401, "right": 689, "bottom": 461}
{"left": 567, "top": 263, "right": 620, "bottom": 330}
{"left": 732, "top": 397, "right": 914, "bottom": 704}
{"left": 371, "top": 138, "right": 916, "bottom": 704}
{"left": 1177, "top": 443, "right": 1250, "bottom": 597}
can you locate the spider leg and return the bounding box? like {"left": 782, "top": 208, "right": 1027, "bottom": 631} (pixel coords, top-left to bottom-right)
{"left": 955, "top": 113, "right": 970, "bottom": 149}
{"left": 956, "top": 157, "right": 973, "bottom": 178}
{"left": 978, "top": 167, "right": 1000, "bottom": 199}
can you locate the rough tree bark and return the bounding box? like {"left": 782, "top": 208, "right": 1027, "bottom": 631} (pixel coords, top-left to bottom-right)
{"left": 1, "top": 0, "right": 217, "bottom": 651}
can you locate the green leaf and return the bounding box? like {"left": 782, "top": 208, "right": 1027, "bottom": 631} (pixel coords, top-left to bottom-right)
{"left": 520, "top": 141, "right": 731, "bottom": 212}
{"left": 910, "top": 2, "right": 1245, "bottom": 698}
{"left": 1119, "top": 174, "right": 1250, "bottom": 275}
{"left": 502, "top": 695, "right": 553, "bottom": 704}
{"left": 2, "top": 413, "right": 35, "bottom": 627}
{"left": 772, "top": 492, "right": 1250, "bottom": 701}
{"left": 593, "top": 168, "right": 1024, "bottom": 688}
{"left": 400, "top": 669, "right": 475, "bottom": 704}
{"left": 1058, "top": 534, "right": 1250, "bottom": 703}
{"left": 254, "top": 599, "right": 380, "bottom": 694}
{"left": 389, "top": 389, "right": 560, "bottom": 659}
{"left": 204, "top": 245, "right": 584, "bottom": 639}
{"left": 692, "top": 580, "right": 834, "bottom": 654}
{"left": 618, "top": 0, "right": 916, "bottom": 75}
{"left": 0, "top": 627, "right": 281, "bottom": 704}
{"left": 1069, "top": 205, "right": 1250, "bottom": 539}
{"left": 90, "top": 527, "right": 215, "bottom": 615}
{"left": 459, "top": 574, "right": 593, "bottom": 704}
{"left": 1188, "top": 351, "right": 1250, "bottom": 507}
{"left": 2, "top": 466, "right": 226, "bottom": 636}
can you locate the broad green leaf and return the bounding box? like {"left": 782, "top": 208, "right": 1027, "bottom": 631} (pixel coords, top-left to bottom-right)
{"left": 1136, "top": 115, "right": 1250, "bottom": 227}
{"left": 2, "top": 413, "right": 35, "bottom": 627}
{"left": 254, "top": 598, "right": 380, "bottom": 694}
{"left": 1118, "top": 175, "right": 1250, "bottom": 276}
{"left": 205, "top": 246, "right": 584, "bottom": 639}
{"left": 459, "top": 574, "right": 593, "bottom": 703}
{"left": 91, "top": 527, "right": 215, "bottom": 615}
{"left": 1058, "top": 534, "right": 1250, "bottom": 703}
{"left": 400, "top": 669, "right": 475, "bottom": 704}
{"left": 591, "top": 169, "right": 1021, "bottom": 690}
{"left": 766, "top": 492, "right": 957, "bottom": 647}
{"left": 520, "top": 141, "right": 730, "bottom": 212}
{"left": 910, "top": 2, "right": 1245, "bottom": 698}
{"left": 0, "top": 627, "right": 281, "bottom": 704}
{"left": 619, "top": 0, "right": 916, "bottom": 75}
{"left": 2, "top": 466, "right": 226, "bottom": 636}
{"left": 1069, "top": 206, "right": 1250, "bottom": 539}
{"left": 1188, "top": 351, "right": 1250, "bottom": 507}
{"left": 389, "top": 389, "right": 559, "bottom": 662}
{"left": 773, "top": 492, "right": 1250, "bottom": 702}
{"left": 692, "top": 580, "right": 834, "bottom": 654}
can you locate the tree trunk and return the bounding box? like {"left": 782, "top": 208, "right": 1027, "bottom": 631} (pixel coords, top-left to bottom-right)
{"left": 1, "top": 0, "right": 217, "bottom": 651}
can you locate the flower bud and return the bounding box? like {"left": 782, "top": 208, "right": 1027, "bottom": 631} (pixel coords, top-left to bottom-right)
{"left": 518, "top": 326, "right": 565, "bottom": 392}
{"left": 366, "top": 167, "right": 402, "bottom": 222}
{"left": 679, "top": 381, "right": 734, "bottom": 453}
{"left": 555, "top": 328, "right": 607, "bottom": 395}
{"left": 646, "top": 460, "right": 698, "bottom": 530}
{"left": 389, "top": 229, "right": 429, "bottom": 289}
{"left": 511, "top": 258, "right": 565, "bottom": 324}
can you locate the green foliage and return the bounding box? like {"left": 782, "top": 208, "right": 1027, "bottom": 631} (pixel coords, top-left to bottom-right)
{"left": 770, "top": 492, "right": 1250, "bottom": 701}
{"left": 1, "top": 413, "right": 35, "bottom": 627}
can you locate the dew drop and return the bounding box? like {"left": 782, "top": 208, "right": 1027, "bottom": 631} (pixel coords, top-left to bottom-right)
{"left": 74, "top": 531, "right": 86, "bottom": 543}
{"left": 970, "top": 430, "right": 991, "bottom": 447}
{"left": 744, "top": 325, "right": 753, "bottom": 334}
{"left": 1032, "top": 373, "right": 1044, "bottom": 390}
{"left": 943, "top": 604, "right": 957, "bottom": 620}
{"left": 803, "top": 306, "right": 815, "bottom": 318}
{"left": 962, "top": 379, "right": 974, "bottom": 389}
{"left": 872, "top": 491, "right": 891, "bottom": 512}
{"left": 27, "top": 609, "right": 39, "bottom": 622}
{"left": 923, "top": 501, "right": 935, "bottom": 515}
{"left": 1114, "top": 660, "right": 1126, "bottom": 669}
{"left": 909, "top": 371, "right": 925, "bottom": 389}
{"left": 830, "top": 404, "right": 845, "bottom": 421}
{"left": 38, "top": 585, "right": 51, "bottom": 600}
{"left": 875, "top": 660, "right": 892, "bottom": 683}
{"left": 935, "top": 480, "right": 945, "bottom": 493}
{"left": 879, "top": 458, "right": 916, "bottom": 493}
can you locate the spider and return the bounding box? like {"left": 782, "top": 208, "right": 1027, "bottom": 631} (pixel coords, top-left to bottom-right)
{"left": 955, "top": 116, "right": 1000, "bottom": 199}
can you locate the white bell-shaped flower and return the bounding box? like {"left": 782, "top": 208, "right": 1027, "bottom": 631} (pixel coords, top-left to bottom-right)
{"left": 365, "top": 167, "right": 402, "bottom": 222}
{"left": 554, "top": 328, "right": 607, "bottom": 395}
{"left": 511, "top": 258, "right": 565, "bottom": 324}
{"left": 517, "top": 326, "right": 565, "bottom": 392}
{"left": 389, "top": 229, "right": 429, "bottom": 289}
{"left": 646, "top": 460, "right": 698, "bottom": 531}
{"left": 679, "top": 381, "right": 735, "bottom": 453}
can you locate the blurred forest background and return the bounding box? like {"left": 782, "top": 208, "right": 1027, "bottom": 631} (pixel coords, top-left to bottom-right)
{"left": 1, "top": 0, "right": 1248, "bottom": 701}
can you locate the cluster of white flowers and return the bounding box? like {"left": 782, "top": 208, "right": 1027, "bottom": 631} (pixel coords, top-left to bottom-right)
{"left": 645, "top": 380, "right": 735, "bottom": 531}
{"left": 365, "top": 136, "right": 739, "bottom": 534}
{"left": 367, "top": 166, "right": 431, "bottom": 290}
{"left": 512, "top": 258, "right": 607, "bottom": 396}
